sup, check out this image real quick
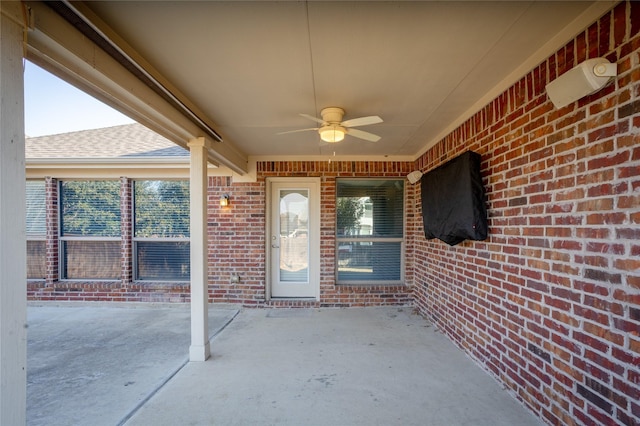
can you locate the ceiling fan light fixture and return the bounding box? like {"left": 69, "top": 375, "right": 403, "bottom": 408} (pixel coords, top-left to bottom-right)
{"left": 281, "top": 107, "right": 381, "bottom": 143}
{"left": 319, "top": 125, "right": 345, "bottom": 143}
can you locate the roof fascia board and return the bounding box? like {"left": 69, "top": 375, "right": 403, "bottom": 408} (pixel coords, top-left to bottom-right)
{"left": 26, "top": 163, "right": 221, "bottom": 180}
{"left": 26, "top": 167, "right": 190, "bottom": 180}
{"left": 26, "top": 157, "right": 190, "bottom": 165}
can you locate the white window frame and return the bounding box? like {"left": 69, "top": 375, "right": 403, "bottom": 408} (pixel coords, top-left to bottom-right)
{"left": 26, "top": 180, "right": 46, "bottom": 280}
{"left": 132, "top": 180, "right": 190, "bottom": 282}
{"left": 335, "top": 178, "right": 405, "bottom": 285}
{"left": 58, "top": 180, "right": 121, "bottom": 281}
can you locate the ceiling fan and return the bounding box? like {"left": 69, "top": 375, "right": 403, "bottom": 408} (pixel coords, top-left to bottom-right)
{"left": 279, "top": 107, "right": 383, "bottom": 143}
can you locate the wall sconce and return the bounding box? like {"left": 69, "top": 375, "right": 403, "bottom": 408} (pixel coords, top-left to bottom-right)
{"left": 220, "top": 194, "right": 230, "bottom": 207}
{"left": 407, "top": 170, "right": 423, "bottom": 184}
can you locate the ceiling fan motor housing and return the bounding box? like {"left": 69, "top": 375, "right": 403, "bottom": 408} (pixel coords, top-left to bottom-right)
{"left": 320, "top": 107, "right": 345, "bottom": 124}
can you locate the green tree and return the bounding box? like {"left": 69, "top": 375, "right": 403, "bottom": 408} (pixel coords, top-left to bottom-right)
{"left": 337, "top": 197, "right": 364, "bottom": 237}
{"left": 134, "top": 180, "right": 189, "bottom": 238}
{"left": 61, "top": 181, "right": 121, "bottom": 237}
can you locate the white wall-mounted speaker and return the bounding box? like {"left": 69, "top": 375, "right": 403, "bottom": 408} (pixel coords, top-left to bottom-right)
{"left": 407, "top": 170, "right": 423, "bottom": 184}
{"left": 545, "top": 58, "right": 617, "bottom": 109}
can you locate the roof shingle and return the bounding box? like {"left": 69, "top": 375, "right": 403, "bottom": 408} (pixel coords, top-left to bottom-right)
{"left": 26, "top": 123, "right": 188, "bottom": 159}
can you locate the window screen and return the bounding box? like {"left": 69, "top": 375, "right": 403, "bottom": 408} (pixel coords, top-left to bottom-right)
{"left": 60, "top": 181, "right": 121, "bottom": 279}
{"left": 61, "top": 240, "right": 121, "bottom": 280}
{"left": 336, "top": 179, "right": 404, "bottom": 283}
{"left": 26, "top": 181, "right": 46, "bottom": 279}
{"left": 133, "top": 181, "right": 190, "bottom": 281}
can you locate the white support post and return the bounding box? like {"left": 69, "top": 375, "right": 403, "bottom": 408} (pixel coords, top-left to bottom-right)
{"left": 188, "top": 137, "right": 210, "bottom": 361}
{"left": 0, "top": 2, "right": 27, "bottom": 424}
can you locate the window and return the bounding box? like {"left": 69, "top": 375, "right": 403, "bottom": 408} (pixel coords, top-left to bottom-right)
{"left": 133, "top": 180, "right": 189, "bottom": 281}
{"left": 336, "top": 179, "right": 404, "bottom": 284}
{"left": 26, "top": 180, "right": 46, "bottom": 279}
{"left": 60, "top": 181, "right": 121, "bottom": 280}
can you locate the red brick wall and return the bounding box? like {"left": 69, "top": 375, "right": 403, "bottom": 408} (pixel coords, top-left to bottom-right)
{"left": 44, "top": 177, "right": 59, "bottom": 285}
{"left": 207, "top": 161, "right": 415, "bottom": 307}
{"left": 207, "top": 176, "right": 266, "bottom": 305}
{"left": 29, "top": 161, "right": 415, "bottom": 305}
{"left": 412, "top": 2, "right": 640, "bottom": 425}
{"left": 29, "top": 177, "right": 192, "bottom": 302}
{"left": 120, "top": 177, "right": 133, "bottom": 285}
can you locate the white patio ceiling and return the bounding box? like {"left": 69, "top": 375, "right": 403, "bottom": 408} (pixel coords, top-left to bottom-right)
{"left": 25, "top": 1, "right": 614, "bottom": 173}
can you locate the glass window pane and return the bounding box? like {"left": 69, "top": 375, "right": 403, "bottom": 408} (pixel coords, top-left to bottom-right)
{"left": 337, "top": 241, "right": 402, "bottom": 281}
{"left": 336, "top": 179, "right": 404, "bottom": 284}
{"left": 26, "top": 180, "right": 46, "bottom": 238}
{"left": 62, "top": 240, "right": 120, "bottom": 280}
{"left": 27, "top": 240, "right": 46, "bottom": 280}
{"left": 279, "top": 190, "right": 309, "bottom": 283}
{"left": 61, "top": 181, "right": 121, "bottom": 237}
{"left": 134, "top": 181, "right": 189, "bottom": 238}
{"left": 337, "top": 180, "right": 404, "bottom": 238}
{"left": 136, "top": 241, "right": 190, "bottom": 281}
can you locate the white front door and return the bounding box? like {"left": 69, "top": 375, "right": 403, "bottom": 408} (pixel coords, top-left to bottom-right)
{"left": 267, "top": 178, "right": 320, "bottom": 299}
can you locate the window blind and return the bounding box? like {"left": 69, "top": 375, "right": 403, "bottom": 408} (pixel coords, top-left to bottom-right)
{"left": 26, "top": 180, "right": 46, "bottom": 238}
{"left": 60, "top": 181, "right": 121, "bottom": 280}
{"left": 26, "top": 181, "right": 46, "bottom": 279}
{"left": 62, "top": 240, "right": 121, "bottom": 280}
{"left": 336, "top": 179, "right": 404, "bottom": 283}
{"left": 134, "top": 181, "right": 190, "bottom": 281}
{"left": 61, "top": 181, "right": 121, "bottom": 237}
{"left": 27, "top": 241, "right": 46, "bottom": 280}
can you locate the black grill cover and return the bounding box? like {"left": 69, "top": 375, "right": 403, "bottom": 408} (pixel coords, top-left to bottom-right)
{"left": 421, "top": 151, "right": 488, "bottom": 246}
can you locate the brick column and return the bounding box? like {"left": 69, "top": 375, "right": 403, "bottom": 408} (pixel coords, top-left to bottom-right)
{"left": 45, "top": 177, "right": 59, "bottom": 286}
{"left": 121, "top": 177, "right": 133, "bottom": 285}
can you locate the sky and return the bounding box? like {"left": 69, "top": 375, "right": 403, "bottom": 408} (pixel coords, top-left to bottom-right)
{"left": 24, "top": 61, "right": 135, "bottom": 137}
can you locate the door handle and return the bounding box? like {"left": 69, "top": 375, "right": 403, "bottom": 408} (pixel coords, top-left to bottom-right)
{"left": 271, "top": 244, "right": 280, "bottom": 248}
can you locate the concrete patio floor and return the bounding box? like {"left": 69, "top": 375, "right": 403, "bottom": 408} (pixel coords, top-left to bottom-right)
{"left": 28, "top": 305, "right": 542, "bottom": 426}
{"left": 27, "top": 304, "right": 239, "bottom": 426}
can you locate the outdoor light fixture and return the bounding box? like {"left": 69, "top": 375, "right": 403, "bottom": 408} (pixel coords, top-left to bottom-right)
{"left": 319, "top": 125, "right": 345, "bottom": 143}
{"left": 220, "top": 194, "right": 230, "bottom": 207}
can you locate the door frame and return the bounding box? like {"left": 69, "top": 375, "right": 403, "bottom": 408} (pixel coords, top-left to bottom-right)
{"left": 265, "top": 177, "right": 321, "bottom": 301}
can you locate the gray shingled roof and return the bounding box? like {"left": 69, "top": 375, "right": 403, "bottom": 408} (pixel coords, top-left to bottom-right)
{"left": 26, "top": 123, "right": 189, "bottom": 159}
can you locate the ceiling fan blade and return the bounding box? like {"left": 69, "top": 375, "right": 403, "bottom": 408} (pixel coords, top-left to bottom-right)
{"left": 299, "top": 114, "right": 325, "bottom": 125}
{"left": 277, "top": 128, "right": 318, "bottom": 135}
{"left": 346, "top": 128, "right": 381, "bottom": 142}
{"left": 341, "top": 115, "right": 383, "bottom": 128}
